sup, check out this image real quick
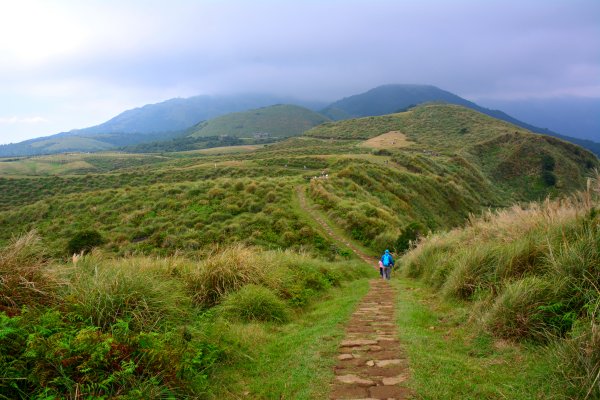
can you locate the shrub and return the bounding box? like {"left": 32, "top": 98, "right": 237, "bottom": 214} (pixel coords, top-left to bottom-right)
{"left": 0, "top": 309, "right": 221, "bottom": 399}
{"left": 394, "top": 222, "right": 425, "bottom": 254}
{"left": 219, "top": 285, "right": 289, "bottom": 323}
{"left": 66, "top": 229, "right": 105, "bottom": 255}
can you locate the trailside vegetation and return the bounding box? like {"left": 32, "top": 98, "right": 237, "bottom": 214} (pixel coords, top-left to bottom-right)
{"left": 400, "top": 178, "right": 600, "bottom": 398}
{"left": 0, "top": 236, "right": 369, "bottom": 398}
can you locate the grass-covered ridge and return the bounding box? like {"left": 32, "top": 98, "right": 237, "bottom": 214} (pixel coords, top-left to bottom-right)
{"left": 190, "top": 104, "right": 329, "bottom": 139}
{"left": 0, "top": 104, "right": 596, "bottom": 260}
{"left": 400, "top": 178, "right": 600, "bottom": 398}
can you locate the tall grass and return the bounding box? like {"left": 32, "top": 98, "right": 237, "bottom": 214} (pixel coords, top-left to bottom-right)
{"left": 67, "top": 253, "right": 192, "bottom": 331}
{"left": 0, "top": 237, "right": 369, "bottom": 398}
{"left": 400, "top": 176, "right": 600, "bottom": 397}
{"left": 0, "top": 231, "right": 61, "bottom": 314}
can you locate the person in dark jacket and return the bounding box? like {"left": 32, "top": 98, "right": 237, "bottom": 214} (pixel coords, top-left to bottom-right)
{"left": 380, "top": 249, "right": 394, "bottom": 280}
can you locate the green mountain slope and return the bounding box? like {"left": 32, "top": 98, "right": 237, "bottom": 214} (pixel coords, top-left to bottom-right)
{"left": 0, "top": 95, "right": 324, "bottom": 157}
{"left": 321, "top": 84, "right": 600, "bottom": 156}
{"left": 189, "top": 104, "right": 329, "bottom": 138}
{"left": 0, "top": 104, "right": 595, "bottom": 258}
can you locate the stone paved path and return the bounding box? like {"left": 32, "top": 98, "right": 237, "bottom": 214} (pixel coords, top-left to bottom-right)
{"left": 330, "top": 279, "right": 412, "bottom": 399}
{"left": 296, "top": 185, "right": 413, "bottom": 399}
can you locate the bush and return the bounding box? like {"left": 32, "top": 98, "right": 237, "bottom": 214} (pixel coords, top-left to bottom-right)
{"left": 395, "top": 222, "right": 425, "bottom": 254}
{"left": 66, "top": 229, "right": 105, "bottom": 255}
{"left": 219, "top": 285, "right": 289, "bottom": 323}
{"left": 0, "top": 309, "right": 221, "bottom": 399}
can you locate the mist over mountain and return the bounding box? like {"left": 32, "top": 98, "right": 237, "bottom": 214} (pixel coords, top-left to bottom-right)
{"left": 0, "top": 84, "right": 598, "bottom": 157}
{"left": 320, "top": 84, "right": 600, "bottom": 156}
{"left": 477, "top": 97, "right": 600, "bottom": 142}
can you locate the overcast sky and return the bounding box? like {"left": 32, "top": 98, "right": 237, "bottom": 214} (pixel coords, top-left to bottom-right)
{"left": 1, "top": 0, "right": 599, "bottom": 144}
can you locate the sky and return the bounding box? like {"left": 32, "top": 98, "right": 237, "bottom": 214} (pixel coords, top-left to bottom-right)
{"left": 0, "top": 0, "right": 599, "bottom": 145}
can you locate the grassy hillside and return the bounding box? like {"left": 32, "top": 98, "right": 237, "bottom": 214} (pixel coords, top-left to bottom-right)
{"left": 305, "top": 105, "right": 597, "bottom": 248}
{"left": 0, "top": 152, "right": 168, "bottom": 176}
{"left": 320, "top": 84, "right": 600, "bottom": 156}
{"left": 0, "top": 105, "right": 595, "bottom": 259}
{"left": 0, "top": 103, "right": 597, "bottom": 398}
{"left": 400, "top": 180, "right": 600, "bottom": 398}
{"left": 189, "top": 104, "right": 329, "bottom": 138}
{"left": 0, "top": 235, "right": 370, "bottom": 398}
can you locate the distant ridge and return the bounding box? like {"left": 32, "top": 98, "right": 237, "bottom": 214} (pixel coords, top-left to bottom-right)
{"left": 0, "top": 94, "right": 325, "bottom": 157}
{"left": 0, "top": 84, "right": 597, "bottom": 157}
{"left": 321, "top": 84, "right": 600, "bottom": 156}
{"left": 189, "top": 104, "right": 329, "bottom": 138}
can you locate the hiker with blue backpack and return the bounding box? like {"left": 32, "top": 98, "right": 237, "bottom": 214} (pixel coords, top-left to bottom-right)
{"left": 380, "top": 249, "right": 394, "bottom": 280}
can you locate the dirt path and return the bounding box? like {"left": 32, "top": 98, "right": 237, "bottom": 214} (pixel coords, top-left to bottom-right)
{"left": 296, "top": 186, "right": 413, "bottom": 399}
{"left": 295, "top": 186, "right": 375, "bottom": 265}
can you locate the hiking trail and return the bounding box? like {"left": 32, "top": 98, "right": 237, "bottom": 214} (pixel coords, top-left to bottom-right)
{"left": 296, "top": 186, "right": 413, "bottom": 399}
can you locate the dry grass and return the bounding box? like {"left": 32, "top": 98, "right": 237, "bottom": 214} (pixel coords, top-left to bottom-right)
{"left": 360, "top": 131, "right": 412, "bottom": 149}
{"left": 182, "top": 244, "right": 269, "bottom": 307}
{"left": 0, "top": 231, "right": 61, "bottom": 313}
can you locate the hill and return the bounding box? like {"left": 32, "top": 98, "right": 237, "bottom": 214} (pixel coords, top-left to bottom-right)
{"left": 0, "top": 94, "right": 323, "bottom": 157}
{"left": 0, "top": 103, "right": 597, "bottom": 398}
{"left": 306, "top": 104, "right": 598, "bottom": 200}
{"left": 321, "top": 84, "right": 600, "bottom": 156}
{"left": 1, "top": 104, "right": 595, "bottom": 257}
{"left": 189, "top": 104, "right": 330, "bottom": 139}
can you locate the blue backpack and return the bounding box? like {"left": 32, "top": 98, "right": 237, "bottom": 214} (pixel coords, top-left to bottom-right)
{"left": 382, "top": 253, "right": 393, "bottom": 267}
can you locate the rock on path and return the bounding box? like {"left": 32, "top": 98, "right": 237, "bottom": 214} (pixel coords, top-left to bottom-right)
{"left": 330, "top": 279, "right": 413, "bottom": 400}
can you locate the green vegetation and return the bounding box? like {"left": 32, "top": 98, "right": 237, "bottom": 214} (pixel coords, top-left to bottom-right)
{"left": 393, "top": 278, "right": 571, "bottom": 399}
{"left": 0, "top": 103, "right": 597, "bottom": 398}
{"left": 190, "top": 104, "right": 329, "bottom": 139}
{"left": 400, "top": 179, "right": 600, "bottom": 398}
{"left": 0, "top": 234, "right": 370, "bottom": 398}
{"left": 66, "top": 229, "right": 105, "bottom": 255}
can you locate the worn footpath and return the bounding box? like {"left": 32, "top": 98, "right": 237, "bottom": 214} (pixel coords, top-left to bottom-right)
{"left": 296, "top": 186, "right": 413, "bottom": 399}
{"left": 330, "top": 279, "right": 412, "bottom": 399}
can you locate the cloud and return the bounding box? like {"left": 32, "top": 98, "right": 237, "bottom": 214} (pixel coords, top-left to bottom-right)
{"left": 0, "top": 0, "right": 599, "bottom": 144}
{"left": 0, "top": 116, "right": 49, "bottom": 124}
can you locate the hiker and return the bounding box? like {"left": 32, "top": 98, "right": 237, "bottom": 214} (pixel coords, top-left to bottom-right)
{"left": 380, "top": 249, "right": 394, "bottom": 280}
{"left": 378, "top": 259, "right": 384, "bottom": 279}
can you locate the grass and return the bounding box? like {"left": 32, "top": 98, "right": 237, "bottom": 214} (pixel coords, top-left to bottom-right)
{"left": 360, "top": 130, "right": 412, "bottom": 149}
{"left": 0, "top": 236, "right": 371, "bottom": 399}
{"left": 393, "top": 278, "right": 572, "bottom": 399}
{"left": 208, "top": 278, "right": 371, "bottom": 399}
{"left": 0, "top": 231, "right": 61, "bottom": 314}
{"left": 190, "top": 104, "right": 329, "bottom": 138}
{"left": 399, "top": 178, "right": 600, "bottom": 397}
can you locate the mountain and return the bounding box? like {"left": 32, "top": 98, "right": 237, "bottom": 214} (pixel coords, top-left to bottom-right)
{"left": 0, "top": 94, "right": 324, "bottom": 157}
{"left": 321, "top": 84, "right": 600, "bottom": 156}
{"left": 189, "top": 104, "right": 329, "bottom": 139}
{"left": 1, "top": 84, "right": 598, "bottom": 158}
